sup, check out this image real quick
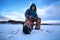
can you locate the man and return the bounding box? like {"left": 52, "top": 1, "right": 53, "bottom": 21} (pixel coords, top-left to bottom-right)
{"left": 25, "top": 3, "right": 41, "bottom": 30}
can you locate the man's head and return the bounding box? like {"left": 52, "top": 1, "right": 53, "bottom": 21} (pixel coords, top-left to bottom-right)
{"left": 32, "top": 6, "right": 35, "bottom": 11}
{"left": 30, "top": 3, "right": 36, "bottom": 11}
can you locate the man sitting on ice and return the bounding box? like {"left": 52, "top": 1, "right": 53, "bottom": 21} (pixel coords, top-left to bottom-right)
{"left": 25, "top": 3, "right": 41, "bottom": 30}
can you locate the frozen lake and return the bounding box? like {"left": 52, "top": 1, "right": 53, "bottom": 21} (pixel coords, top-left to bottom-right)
{"left": 0, "top": 24, "right": 60, "bottom": 40}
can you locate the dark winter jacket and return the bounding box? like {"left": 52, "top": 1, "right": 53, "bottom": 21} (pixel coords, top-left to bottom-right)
{"left": 25, "top": 3, "right": 38, "bottom": 18}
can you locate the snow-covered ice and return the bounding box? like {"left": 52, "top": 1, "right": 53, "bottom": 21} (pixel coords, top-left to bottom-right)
{"left": 0, "top": 24, "right": 60, "bottom": 40}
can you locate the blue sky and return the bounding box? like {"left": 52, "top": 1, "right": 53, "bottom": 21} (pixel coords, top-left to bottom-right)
{"left": 0, "top": 0, "right": 60, "bottom": 21}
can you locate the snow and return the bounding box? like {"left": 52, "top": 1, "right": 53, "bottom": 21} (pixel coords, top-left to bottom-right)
{"left": 0, "top": 24, "right": 60, "bottom": 40}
